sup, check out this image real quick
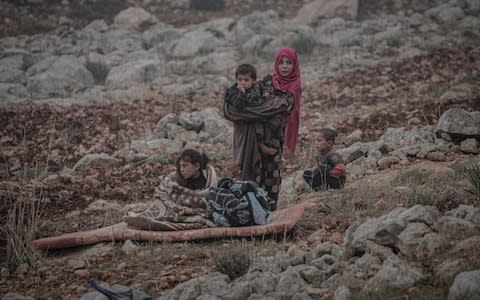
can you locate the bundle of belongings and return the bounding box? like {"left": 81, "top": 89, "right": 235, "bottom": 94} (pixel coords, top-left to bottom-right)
{"left": 207, "top": 178, "right": 274, "bottom": 227}
{"left": 124, "top": 177, "right": 273, "bottom": 231}
{"left": 80, "top": 279, "right": 151, "bottom": 300}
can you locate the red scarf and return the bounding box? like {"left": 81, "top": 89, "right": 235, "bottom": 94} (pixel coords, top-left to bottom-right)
{"left": 272, "top": 48, "right": 302, "bottom": 157}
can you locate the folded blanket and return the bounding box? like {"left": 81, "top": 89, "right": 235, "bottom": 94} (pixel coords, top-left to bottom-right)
{"left": 224, "top": 94, "right": 292, "bottom": 181}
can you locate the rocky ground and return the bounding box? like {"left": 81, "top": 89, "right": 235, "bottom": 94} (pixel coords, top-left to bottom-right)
{"left": 0, "top": 0, "right": 306, "bottom": 38}
{"left": 1, "top": 48, "right": 479, "bottom": 298}
{"left": 1, "top": 0, "right": 480, "bottom": 299}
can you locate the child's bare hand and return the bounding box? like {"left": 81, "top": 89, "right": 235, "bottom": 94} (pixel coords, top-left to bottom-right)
{"left": 238, "top": 85, "right": 246, "bottom": 93}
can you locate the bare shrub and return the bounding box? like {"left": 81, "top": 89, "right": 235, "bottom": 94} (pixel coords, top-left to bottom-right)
{"left": 214, "top": 245, "right": 250, "bottom": 279}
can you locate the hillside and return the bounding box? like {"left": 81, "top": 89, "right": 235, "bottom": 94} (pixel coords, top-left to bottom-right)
{"left": 1, "top": 0, "right": 480, "bottom": 299}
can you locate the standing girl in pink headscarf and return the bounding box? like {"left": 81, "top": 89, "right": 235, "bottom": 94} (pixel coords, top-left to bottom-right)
{"left": 255, "top": 48, "right": 301, "bottom": 208}
{"left": 271, "top": 48, "right": 302, "bottom": 158}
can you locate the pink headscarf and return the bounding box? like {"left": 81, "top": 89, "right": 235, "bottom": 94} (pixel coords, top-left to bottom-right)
{"left": 272, "top": 48, "right": 302, "bottom": 157}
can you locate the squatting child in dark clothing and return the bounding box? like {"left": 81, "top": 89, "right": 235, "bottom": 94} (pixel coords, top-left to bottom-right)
{"left": 303, "top": 128, "right": 346, "bottom": 191}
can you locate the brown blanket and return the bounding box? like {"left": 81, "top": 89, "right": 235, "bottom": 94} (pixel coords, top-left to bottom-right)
{"left": 224, "top": 94, "right": 291, "bottom": 181}
{"left": 124, "top": 166, "right": 218, "bottom": 231}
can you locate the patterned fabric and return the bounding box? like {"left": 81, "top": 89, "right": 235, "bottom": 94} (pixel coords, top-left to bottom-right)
{"left": 207, "top": 178, "right": 273, "bottom": 227}
{"left": 124, "top": 166, "right": 219, "bottom": 231}
{"left": 258, "top": 149, "right": 282, "bottom": 209}
{"left": 258, "top": 76, "right": 294, "bottom": 207}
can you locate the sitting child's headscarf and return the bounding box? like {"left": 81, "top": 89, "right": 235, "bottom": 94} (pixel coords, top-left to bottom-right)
{"left": 272, "top": 47, "right": 302, "bottom": 157}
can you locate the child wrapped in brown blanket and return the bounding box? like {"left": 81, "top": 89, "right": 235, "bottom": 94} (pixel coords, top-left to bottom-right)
{"left": 124, "top": 149, "right": 218, "bottom": 231}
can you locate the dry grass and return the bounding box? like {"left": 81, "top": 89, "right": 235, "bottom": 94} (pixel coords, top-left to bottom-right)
{"left": 392, "top": 168, "right": 431, "bottom": 187}
{"left": 459, "top": 162, "right": 480, "bottom": 205}
{"left": 2, "top": 137, "right": 49, "bottom": 273}
{"left": 3, "top": 184, "right": 45, "bottom": 273}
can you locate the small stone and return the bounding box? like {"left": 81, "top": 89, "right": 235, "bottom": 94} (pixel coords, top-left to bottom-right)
{"left": 15, "top": 263, "right": 29, "bottom": 275}
{"left": 374, "top": 199, "right": 386, "bottom": 210}
{"left": 121, "top": 240, "right": 138, "bottom": 255}
{"left": 290, "top": 256, "right": 305, "bottom": 266}
{"left": 117, "top": 262, "right": 126, "bottom": 270}
{"left": 408, "top": 117, "right": 422, "bottom": 126}
{"left": 377, "top": 156, "right": 399, "bottom": 170}
{"left": 426, "top": 151, "right": 446, "bottom": 161}
{"left": 408, "top": 287, "right": 419, "bottom": 294}
{"left": 76, "top": 286, "right": 87, "bottom": 294}
{"left": 159, "top": 276, "right": 173, "bottom": 289}
{"left": 329, "top": 232, "right": 344, "bottom": 244}
{"left": 37, "top": 265, "right": 51, "bottom": 273}
{"left": 394, "top": 186, "right": 412, "bottom": 193}
{"left": 431, "top": 74, "right": 443, "bottom": 83}
{"left": 439, "top": 132, "right": 452, "bottom": 142}
{"left": 2, "top": 293, "right": 34, "bottom": 300}
{"left": 287, "top": 245, "right": 306, "bottom": 257}
{"left": 58, "top": 16, "right": 71, "bottom": 26}
{"left": 344, "top": 129, "right": 363, "bottom": 145}
{"left": 65, "top": 210, "right": 81, "bottom": 218}
{"left": 67, "top": 258, "right": 85, "bottom": 270}
{"left": 334, "top": 286, "right": 352, "bottom": 300}
{"left": 74, "top": 269, "right": 89, "bottom": 277}
{"left": 460, "top": 138, "right": 479, "bottom": 154}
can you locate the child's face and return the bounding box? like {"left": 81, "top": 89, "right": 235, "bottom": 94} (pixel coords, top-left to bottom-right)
{"left": 179, "top": 159, "right": 200, "bottom": 180}
{"left": 315, "top": 134, "right": 332, "bottom": 153}
{"left": 278, "top": 56, "right": 293, "bottom": 77}
{"left": 236, "top": 74, "right": 255, "bottom": 90}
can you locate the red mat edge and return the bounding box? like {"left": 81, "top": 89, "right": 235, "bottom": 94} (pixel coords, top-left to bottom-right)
{"left": 33, "top": 204, "right": 305, "bottom": 250}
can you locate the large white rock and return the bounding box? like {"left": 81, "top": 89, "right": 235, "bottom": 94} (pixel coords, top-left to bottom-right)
{"left": 426, "top": 4, "right": 465, "bottom": 24}
{"left": 27, "top": 56, "right": 94, "bottom": 98}
{"left": 448, "top": 270, "right": 480, "bottom": 300}
{"left": 0, "top": 83, "right": 30, "bottom": 103}
{"left": 106, "top": 60, "right": 164, "bottom": 89}
{"left": 113, "top": 7, "right": 158, "bottom": 31}
{"left": 363, "top": 256, "right": 425, "bottom": 293}
{"left": 436, "top": 108, "right": 480, "bottom": 137}
{"left": 234, "top": 10, "right": 282, "bottom": 44}
{"left": 191, "top": 49, "right": 239, "bottom": 74}
{"left": 168, "top": 29, "right": 227, "bottom": 58}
